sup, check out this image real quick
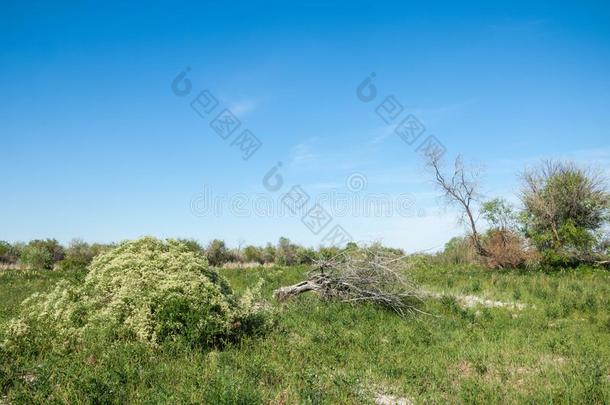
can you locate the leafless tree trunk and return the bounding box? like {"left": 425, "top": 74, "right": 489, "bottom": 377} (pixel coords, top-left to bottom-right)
{"left": 274, "top": 281, "right": 318, "bottom": 301}
{"left": 425, "top": 150, "right": 489, "bottom": 257}
{"left": 273, "top": 246, "right": 424, "bottom": 317}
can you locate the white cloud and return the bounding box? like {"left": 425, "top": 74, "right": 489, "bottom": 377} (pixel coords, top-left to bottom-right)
{"left": 228, "top": 99, "right": 260, "bottom": 117}
{"left": 289, "top": 141, "right": 318, "bottom": 166}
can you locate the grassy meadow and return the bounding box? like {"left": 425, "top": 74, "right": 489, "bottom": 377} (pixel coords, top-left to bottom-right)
{"left": 1, "top": 263, "right": 609, "bottom": 404}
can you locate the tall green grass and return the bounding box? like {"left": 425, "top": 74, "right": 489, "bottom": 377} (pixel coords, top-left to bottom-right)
{"left": 1, "top": 264, "right": 609, "bottom": 403}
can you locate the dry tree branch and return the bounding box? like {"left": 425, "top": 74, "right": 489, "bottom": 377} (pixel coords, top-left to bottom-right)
{"left": 273, "top": 246, "right": 425, "bottom": 317}
{"left": 425, "top": 149, "right": 488, "bottom": 257}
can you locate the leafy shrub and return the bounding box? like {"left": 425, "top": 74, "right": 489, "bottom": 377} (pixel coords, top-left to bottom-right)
{"left": 225, "top": 248, "right": 243, "bottom": 263}
{"left": 318, "top": 246, "right": 341, "bottom": 261}
{"left": 244, "top": 245, "right": 263, "bottom": 264}
{"left": 434, "top": 236, "right": 478, "bottom": 265}
{"left": 57, "top": 239, "right": 112, "bottom": 271}
{"left": 0, "top": 241, "right": 19, "bottom": 265}
{"left": 19, "top": 239, "right": 64, "bottom": 269}
{"left": 261, "top": 243, "right": 276, "bottom": 264}
{"left": 481, "top": 198, "right": 518, "bottom": 232}
{"left": 0, "top": 241, "right": 10, "bottom": 263}
{"left": 32, "top": 239, "right": 65, "bottom": 262}
{"left": 205, "top": 239, "right": 229, "bottom": 267}
{"left": 19, "top": 245, "right": 53, "bottom": 269}
{"left": 275, "top": 237, "right": 298, "bottom": 265}
{"left": 520, "top": 161, "right": 610, "bottom": 264}
{"left": 2, "top": 237, "right": 272, "bottom": 352}
{"left": 177, "top": 238, "right": 204, "bottom": 255}
{"left": 295, "top": 247, "right": 318, "bottom": 265}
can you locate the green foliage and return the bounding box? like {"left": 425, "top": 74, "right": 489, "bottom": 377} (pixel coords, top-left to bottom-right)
{"left": 294, "top": 246, "right": 318, "bottom": 265}
{"left": 345, "top": 241, "right": 359, "bottom": 250}
{"left": 176, "top": 238, "right": 204, "bottom": 255}
{"left": 0, "top": 241, "right": 19, "bottom": 264}
{"left": 19, "top": 239, "right": 64, "bottom": 269}
{"left": 1, "top": 263, "right": 610, "bottom": 402}
{"left": 225, "top": 248, "right": 243, "bottom": 263}
{"left": 2, "top": 237, "right": 272, "bottom": 355}
{"left": 244, "top": 245, "right": 263, "bottom": 264}
{"left": 481, "top": 198, "right": 518, "bottom": 231}
{"left": 434, "top": 236, "right": 477, "bottom": 265}
{"left": 19, "top": 245, "right": 53, "bottom": 269}
{"left": 56, "top": 239, "right": 112, "bottom": 272}
{"left": 318, "top": 246, "right": 341, "bottom": 260}
{"left": 0, "top": 241, "right": 10, "bottom": 261}
{"left": 30, "top": 239, "right": 65, "bottom": 263}
{"left": 205, "top": 239, "right": 229, "bottom": 267}
{"left": 261, "top": 243, "right": 276, "bottom": 264}
{"left": 520, "top": 161, "right": 610, "bottom": 263}
{"left": 275, "top": 237, "right": 297, "bottom": 266}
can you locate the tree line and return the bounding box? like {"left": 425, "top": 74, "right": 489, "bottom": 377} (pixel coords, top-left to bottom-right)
{"left": 0, "top": 237, "right": 402, "bottom": 270}
{"left": 2, "top": 155, "right": 608, "bottom": 271}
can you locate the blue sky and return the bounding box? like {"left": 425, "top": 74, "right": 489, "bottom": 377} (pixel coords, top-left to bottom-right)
{"left": 2, "top": 1, "right": 610, "bottom": 251}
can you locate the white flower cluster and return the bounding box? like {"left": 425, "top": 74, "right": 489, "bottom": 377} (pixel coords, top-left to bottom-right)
{"left": 2, "top": 237, "right": 271, "bottom": 351}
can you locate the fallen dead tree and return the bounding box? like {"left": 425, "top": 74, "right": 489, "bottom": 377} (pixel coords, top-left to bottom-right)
{"left": 273, "top": 246, "right": 423, "bottom": 317}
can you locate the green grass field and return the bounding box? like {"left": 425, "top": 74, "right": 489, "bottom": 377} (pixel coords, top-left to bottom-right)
{"left": 1, "top": 264, "right": 610, "bottom": 404}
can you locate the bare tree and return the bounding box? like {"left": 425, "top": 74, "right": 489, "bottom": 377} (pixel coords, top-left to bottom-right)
{"left": 425, "top": 150, "right": 488, "bottom": 257}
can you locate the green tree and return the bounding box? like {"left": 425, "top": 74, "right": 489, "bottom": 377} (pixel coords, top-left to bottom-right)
{"left": 20, "top": 246, "right": 53, "bottom": 269}
{"left": 261, "top": 243, "right": 276, "bottom": 264}
{"left": 27, "top": 239, "right": 65, "bottom": 263}
{"left": 205, "top": 239, "right": 229, "bottom": 267}
{"left": 177, "top": 239, "right": 204, "bottom": 255}
{"left": 520, "top": 161, "right": 610, "bottom": 264}
{"left": 275, "top": 237, "right": 297, "bottom": 266}
{"left": 244, "top": 245, "right": 263, "bottom": 263}
{"left": 0, "top": 241, "right": 12, "bottom": 263}
{"left": 481, "top": 198, "right": 518, "bottom": 232}
{"left": 57, "top": 239, "right": 112, "bottom": 271}
{"left": 295, "top": 247, "right": 318, "bottom": 265}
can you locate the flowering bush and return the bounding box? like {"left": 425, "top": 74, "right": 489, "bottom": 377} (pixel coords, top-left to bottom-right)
{"left": 2, "top": 237, "right": 271, "bottom": 351}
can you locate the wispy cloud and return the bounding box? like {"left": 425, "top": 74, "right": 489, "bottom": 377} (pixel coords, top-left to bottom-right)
{"left": 289, "top": 141, "right": 318, "bottom": 166}
{"left": 229, "top": 99, "right": 260, "bottom": 117}
{"left": 366, "top": 125, "right": 396, "bottom": 147}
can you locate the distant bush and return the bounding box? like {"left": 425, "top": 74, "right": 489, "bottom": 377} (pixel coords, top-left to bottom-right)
{"left": 0, "top": 241, "right": 10, "bottom": 263}
{"left": 261, "top": 243, "right": 276, "bottom": 264}
{"left": 19, "top": 239, "right": 64, "bottom": 269}
{"left": 318, "top": 246, "right": 341, "bottom": 261}
{"left": 0, "top": 241, "right": 20, "bottom": 265}
{"left": 433, "top": 236, "right": 477, "bottom": 266}
{"left": 2, "top": 237, "right": 272, "bottom": 352}
{"left": 177, "top": 239, "right": 204, "bottom": 255}
{"left": 244, "top": 245, "right": 263, "bottom": 264}
{"left": 19, "top": 245, "right": 53, "bottom": 269}
{"left": 226, "top": 248, "right": 244, "bottom": 263}
{"left": 275, "top": 237, "right": 298, "bottom": 266}
{"left": 33, "top": 239, "right": 65, "bottom": 263}
{"left": 295, "top": 247, "right": 318, "bottom": 265}
{"left": 57, "top": 239, "right": 113, "bottom": 271}
{"left": 205, "top": 239, "right": 229, "bottom": 267}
